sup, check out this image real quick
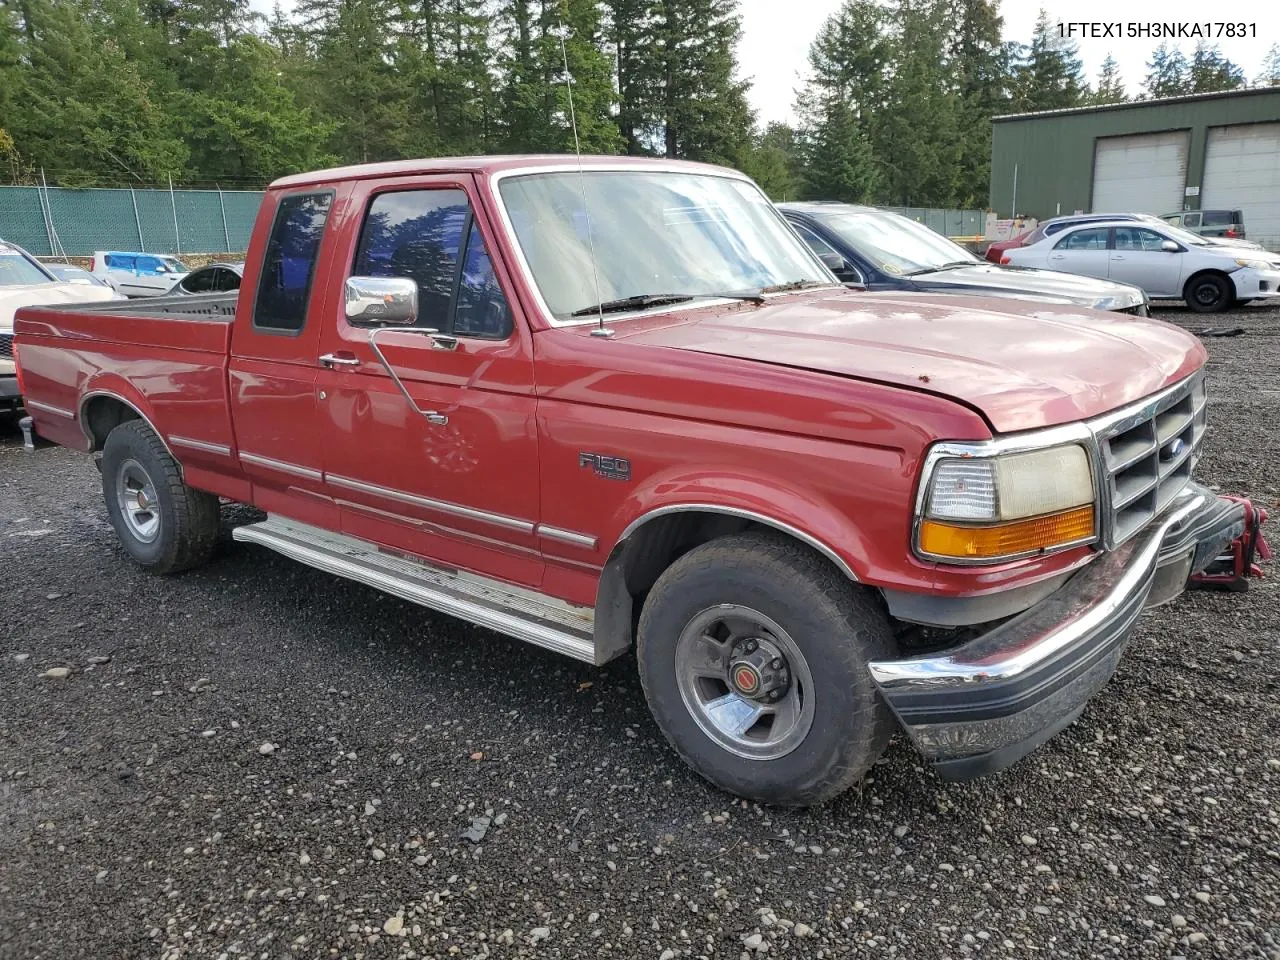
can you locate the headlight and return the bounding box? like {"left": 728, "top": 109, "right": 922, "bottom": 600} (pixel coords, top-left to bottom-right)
{"left": 917, "top": 444, "right": 1096, "bottom": 563}
{"left": 1234, "top": 258, "right": 1270, "bottom": 270}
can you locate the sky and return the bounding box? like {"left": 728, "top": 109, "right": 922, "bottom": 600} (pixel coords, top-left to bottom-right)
{"left": 740, "top": 0, "right": 1280, "bottom": 125}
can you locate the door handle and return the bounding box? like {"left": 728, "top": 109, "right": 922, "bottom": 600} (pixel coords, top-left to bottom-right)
{"left": 319, "top": 352, "right": 360, "bottom": 368}
{"left": 1049, "top": 255, "right": 1065, "bottom": 261}
{"left": 1111, "top": 255, "right": 1125, "bottom": 261}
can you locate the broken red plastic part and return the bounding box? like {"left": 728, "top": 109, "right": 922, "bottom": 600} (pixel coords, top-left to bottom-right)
{"left": 1188, "top": 495, "right": 1269, "bottom": 593}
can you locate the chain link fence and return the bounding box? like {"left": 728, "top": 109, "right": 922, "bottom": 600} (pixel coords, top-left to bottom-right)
{"left": 0, "top": 185, "right": 263, "bottom": 256}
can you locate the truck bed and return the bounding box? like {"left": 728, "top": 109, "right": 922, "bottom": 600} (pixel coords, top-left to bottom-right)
{"left": 13, "top": 293, "right": 238, "bottom": 472}
{"left": 61, "top": 292, "right": 238, "bottom": 322}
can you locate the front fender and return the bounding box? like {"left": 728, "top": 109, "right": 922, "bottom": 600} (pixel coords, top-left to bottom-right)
{"left": 606, "top": 468, "right": 879, "bottom": 583}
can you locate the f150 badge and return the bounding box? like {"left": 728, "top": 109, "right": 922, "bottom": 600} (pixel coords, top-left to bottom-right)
{"left": 579, "top": 452, "right": 631, "bottom": 481}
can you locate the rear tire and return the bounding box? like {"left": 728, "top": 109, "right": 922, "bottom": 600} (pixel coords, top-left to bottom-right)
{"left": 101, "top": 419, "right": 220, "bottom": 574}
{"left": 1183, "top": 272, "right": 1233, "bottom": 313}
{"left": 636, "top": 531, "right": 896, "bottom": 806}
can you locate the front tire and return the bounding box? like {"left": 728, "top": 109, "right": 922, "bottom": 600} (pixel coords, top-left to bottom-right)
{"left": 636, "top": 531, "right": 896, "bottom": 806}
{"left": 1183, "top": 272, "right": 1233, "bottom": 313}
{"left": 101, "top": 419, "right": 220, "bottom": 574}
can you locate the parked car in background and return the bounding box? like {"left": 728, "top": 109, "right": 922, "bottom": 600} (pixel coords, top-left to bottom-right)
{"left": 1005, "top": 219, "right": 1280, "bottom": 312}
{"left": 13, "top": 155, "right": 1252, "bottom": 805}
{"left": 1161, "top": 209, "right": 1246, "bottom": 240}
{"left": 171, "top": 262, "right": 244, "bottom": 295}
{"left": 0, "top": 239, "right": 122, "bottom": 414}
{"left": 45, "top": 263, "right": 115, "bottom": 289}
{"left": 780, "top": 202, "right": 1149, "bottom": 315}
{"left": 91, "top": 251, "right": 189, "bottom": 297}
{"left": 987, "top": 212, "right": 1260, "bottom": 263}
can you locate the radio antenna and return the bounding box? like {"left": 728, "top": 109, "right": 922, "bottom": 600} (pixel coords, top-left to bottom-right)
{"left": 557, "top": 17, "right": 611, "bottom": 337}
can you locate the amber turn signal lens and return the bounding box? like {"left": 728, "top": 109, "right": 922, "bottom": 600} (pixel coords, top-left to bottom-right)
{"left": 919, "top": 505, "right": 1095, "bottom": 560}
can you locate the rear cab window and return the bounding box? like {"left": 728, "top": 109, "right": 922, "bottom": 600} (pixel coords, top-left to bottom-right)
{"left": 253, "top": 191, "right": 333, "bottom": 334}
{"left": 1202, "top": 211, "right": 1236, "bottom": 226}
{"left": 350, "top": 188, "right": 512, "bottom": 340}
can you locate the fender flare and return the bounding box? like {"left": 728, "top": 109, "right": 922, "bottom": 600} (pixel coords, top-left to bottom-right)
{"left": 79, "top": 380, "right": 180, "bottom": 467}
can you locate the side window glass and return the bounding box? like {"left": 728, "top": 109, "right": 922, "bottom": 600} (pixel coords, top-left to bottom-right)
{"left": 137, "top": 256, "right": 161, "bottom": 273}
{"left": 454, "top": 221, "right": 512, "bottom": 339}
{"left": 352, "top": 189, "right": 468, "bottom": 329}
{"left": 1165, "top": 215, "right": 1182, "bottom": 227}
{"left": 253, "top": 191, "right": 332, "bottom": 333}
{"left": 1183, "top": 213, "right": 1201, "bottom": 227}
{"left": 185, "top": 269, "right": 212, "bottom": 293}
{"left": 1057, "top": 228, "right": 1107, "bottom": 250}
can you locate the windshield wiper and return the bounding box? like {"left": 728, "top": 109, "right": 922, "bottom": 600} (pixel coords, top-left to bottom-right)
{"left": 570, "top": 290, "right": 768, "bottom": 317}
{"left": 904, "top": 261, "right": 975, "bottom": 276}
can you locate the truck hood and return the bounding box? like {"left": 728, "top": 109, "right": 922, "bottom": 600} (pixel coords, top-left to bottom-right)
{"left": 0, "top": 282, "right": 121, "bottom": 331}
{"left": 615, "top": 290, "right": 1205, "bottom": 433}
{"left": 907, "top": 263, "right": 1146, "bottom": 310}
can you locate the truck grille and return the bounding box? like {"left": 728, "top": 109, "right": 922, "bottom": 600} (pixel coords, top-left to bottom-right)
{"left": 0, "top": 333, "right": 12, "bottom": 361}
{"left": 1092, "top": 372, "right": 1207, "bottom": 546}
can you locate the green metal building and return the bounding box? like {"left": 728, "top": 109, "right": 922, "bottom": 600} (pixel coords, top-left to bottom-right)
{"left": 989, "top": 87, "right": 1280, "bottom": 246}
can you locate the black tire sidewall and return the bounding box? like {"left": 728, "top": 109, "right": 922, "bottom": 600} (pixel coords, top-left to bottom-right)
{"left": 1186, "top": 273, "right": 1231, "bottom": 313}
{"left": 102, "top": 423, "right": 178, "bottom": 567}
{"left": 638, "top": 540, "right": 891, "bottom": 804}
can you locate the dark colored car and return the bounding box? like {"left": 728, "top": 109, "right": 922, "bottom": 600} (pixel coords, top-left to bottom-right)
{"left": 171, "top": 262, "right": 244, "bottom": 295}
{"left": 780, "top": 202, "right": 1149, "bottom": 315}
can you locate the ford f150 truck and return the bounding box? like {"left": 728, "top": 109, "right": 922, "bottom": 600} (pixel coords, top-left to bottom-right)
{"left": 14, "top": 156, "right": 1253, "bottom": 805}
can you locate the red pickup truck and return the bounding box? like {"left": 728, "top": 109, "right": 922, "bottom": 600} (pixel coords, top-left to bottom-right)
{"left": 14, "top": 156, "right": 1250, "bottom": 805}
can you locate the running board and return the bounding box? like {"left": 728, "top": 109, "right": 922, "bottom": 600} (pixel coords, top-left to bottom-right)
{"left": 232, "top": 516, "right": 600, "bottom": 663}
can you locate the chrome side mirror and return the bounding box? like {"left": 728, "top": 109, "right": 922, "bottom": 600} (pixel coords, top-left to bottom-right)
{"left": 1160, "top": 240, "right": 1179, "bottom": 253}
{"left": 345, "top": 276, "right": 419, "bottom": 325}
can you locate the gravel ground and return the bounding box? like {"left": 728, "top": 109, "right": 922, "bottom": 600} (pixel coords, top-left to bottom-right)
{"left": 1, "top": 305, "right": 1278, "bottom": 960}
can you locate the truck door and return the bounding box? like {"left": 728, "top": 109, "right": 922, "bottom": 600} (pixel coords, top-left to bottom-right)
{"left": 314, "top": 175, "right": 542, "bottom": 589}
{"left": 229, "top": 187, "right": 343, "bottom": 529}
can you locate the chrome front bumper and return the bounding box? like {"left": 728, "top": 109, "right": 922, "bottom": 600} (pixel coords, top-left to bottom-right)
{"left": 869, "top": 484, "right": 1247, "bottom": 780}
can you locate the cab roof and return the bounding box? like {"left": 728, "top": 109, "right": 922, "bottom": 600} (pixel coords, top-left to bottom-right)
{"left": 269, "top": 154, "right": 745, "bottom": 190}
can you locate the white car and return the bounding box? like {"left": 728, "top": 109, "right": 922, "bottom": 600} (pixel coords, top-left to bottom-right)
{"left": 90, "top": 250, "right": 189, "bottom": 297}
{"left": 1006, "top": 219, "right": 1280, "bottom": 313}
{"left": 1, "top": 241, "right": 124, "bottom": 413}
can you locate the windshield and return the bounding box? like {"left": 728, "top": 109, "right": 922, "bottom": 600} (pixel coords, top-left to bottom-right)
{"left": 0, "top": 250, "right": 55, "bottom": 286}
{"left": 819, "top": 212, "right": 977, "bottom": 276}
{"left": 497, "top": 170, "right": 831, "bottom": 320}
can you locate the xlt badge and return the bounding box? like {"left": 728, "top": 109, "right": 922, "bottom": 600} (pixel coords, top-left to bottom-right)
{"left": 579, "top": 452, "right": 632, "bottom": 481}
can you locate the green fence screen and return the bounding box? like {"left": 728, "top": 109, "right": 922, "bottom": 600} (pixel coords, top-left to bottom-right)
{"left": 0, "top": 185, "right": 263, "bottom": 256}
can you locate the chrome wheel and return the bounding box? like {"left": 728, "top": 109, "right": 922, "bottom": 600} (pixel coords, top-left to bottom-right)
{"left": 674, "top": 604, "right": 815, "bottom": 760}
{"left": 115, "top": 458, "right": 161, "bottom": 543}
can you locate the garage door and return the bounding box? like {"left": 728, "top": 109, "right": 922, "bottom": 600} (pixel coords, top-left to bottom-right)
{"left": 1091, "top": 131, "right": 1190, "bottom": 216}
{"left": 1203, "top": 123, "right": 1280, "bottom": 248}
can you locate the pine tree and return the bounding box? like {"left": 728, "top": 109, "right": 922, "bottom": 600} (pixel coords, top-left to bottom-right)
{"left": 1256, "top": 43, "right": 1280, "bottom": 86}
{"left": 292, "top": 0, "right": 411, "bottom": 165}
{"left": 7, "top": 0, "right": 188, "bottom": 184}
{"left": 739, "top": 122, "right": 802, "bottom": 200}
{"left": 801, "top": 99, "right": 878, "bottom": 202}
{"left": 1011, "top": 9, "right": 1087, "bottom": 112}
{"left": 497, "top": 0, "right": 620, "bottom": 155}
{"left": 648, "top": 0, "right": 754, "bottom": 165}
{"left": 946, "top": 0, "right": 1007, "bottom": 204}
{"left": 1142, "top": 42, "right": 1191, "bottom": 98}
{"left": 876, "top": 0, "right": 960, "bottom": 205}
{"left": 1092, "top": 53, "right": 1126, "bottom": 104}
{"left": 794, "top": 0, "right": 887, "bottom": 200}
{"left": 1188, "top": 41, "right": 1245, "bottom": 93}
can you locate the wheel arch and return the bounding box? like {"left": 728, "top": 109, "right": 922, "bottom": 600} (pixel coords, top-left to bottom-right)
{"left": 591, "top": 504, "right": 863, "bottom": 663}
{"left": 80, "top": 389, "right": 179, "bottom": 468}
{"left": 1182, "top": 268, "right": 1236, "bottom": 305}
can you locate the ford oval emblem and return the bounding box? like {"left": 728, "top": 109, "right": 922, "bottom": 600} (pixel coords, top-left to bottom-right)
{"left": 1161, "top": 437, "right": 1186, "bottom": 461}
